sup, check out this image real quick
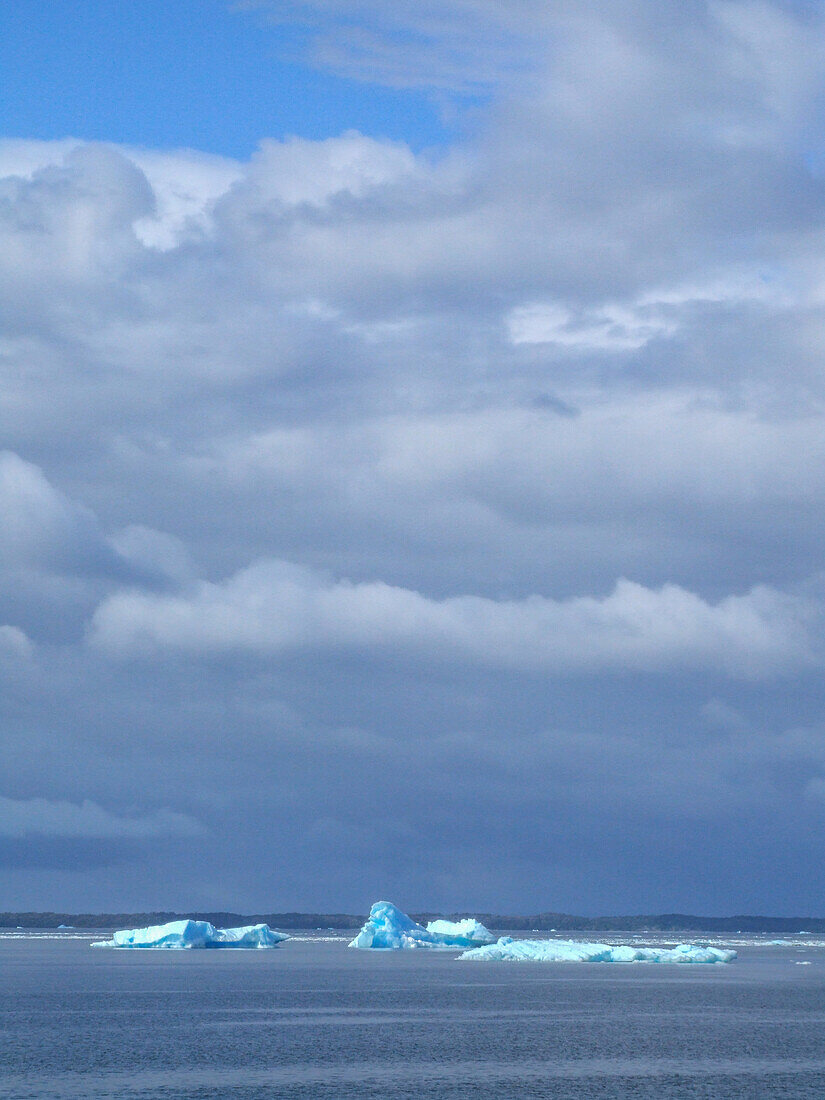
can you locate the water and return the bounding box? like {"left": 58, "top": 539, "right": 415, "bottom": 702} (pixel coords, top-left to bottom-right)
{"left": 2, "top": 931, "right": 825, "bottom": 1098}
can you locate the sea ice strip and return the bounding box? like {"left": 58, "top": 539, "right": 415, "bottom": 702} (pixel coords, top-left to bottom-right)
{"left": 91, "top": 919, "right": 289, "bottom": 949}
{"left": 349, "top": 901, "right": 493, "bottom": 949}
{"left": 459, "top": 937, "right": 736, "bottom": 963}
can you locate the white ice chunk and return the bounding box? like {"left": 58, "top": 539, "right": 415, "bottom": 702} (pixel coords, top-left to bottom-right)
{"left": 459, "top": 936, "right": 736, "bottom": 964}
{"left": 91, "top": 919, "right": 289, "bottom": 949}
{"left": 349, "top": 901, "right": 493, "bottom": 949}
{"left": 426, "top": 918, "right": 496, "bottom": 947}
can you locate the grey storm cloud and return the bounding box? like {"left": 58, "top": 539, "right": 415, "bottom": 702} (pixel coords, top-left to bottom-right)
{"left": 0, "top": 796, "right": 204, "bottom": 840}
{"left": 4, "top": 0, "right": 825, "bottom": 913}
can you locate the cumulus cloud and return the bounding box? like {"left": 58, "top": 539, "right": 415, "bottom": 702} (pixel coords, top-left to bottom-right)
{"left": 0, "top": 797, "right": 204, "bottom": 840}
{"left": 89, "top": 559, "right": 816, "bottom": 677}
{"left": 0, "top": 626, "right": 33, "bottom": 661}
{"left": 0, "top": 451, "right": 117, "bottom": 575}
{"left": 244, "top": 132, "right": 421, "bottom": 206}
{"left": 0, "top": 452, "right": 195, "bottom": 643}
{"left": 127, "top": 147, "right": 244, "bottom": 249}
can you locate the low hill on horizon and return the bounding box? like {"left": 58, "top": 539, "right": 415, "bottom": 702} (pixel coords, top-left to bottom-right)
{"left": 4, "top": 910, "right": 825, "bottom": 933}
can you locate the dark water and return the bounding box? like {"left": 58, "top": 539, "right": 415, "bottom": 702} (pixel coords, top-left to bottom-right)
{"left": 2, "top": 933, "right": 825, "bottom": 1098}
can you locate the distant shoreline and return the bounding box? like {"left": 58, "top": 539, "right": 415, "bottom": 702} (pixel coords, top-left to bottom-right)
{"left": 4, "top": 911, "right": 825, "bottom": 933}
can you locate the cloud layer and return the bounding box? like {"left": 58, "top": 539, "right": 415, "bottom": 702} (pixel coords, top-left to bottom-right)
{"left": 3, "top": 0, "right": 825, "bottom": 913}
{"left": 0, "top": 797, "right": 203, "bottom": 840}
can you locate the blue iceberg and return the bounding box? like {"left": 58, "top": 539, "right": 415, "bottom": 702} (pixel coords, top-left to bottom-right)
{"left": 426, "top": 918, "right": 496, "bottom": 947}
{"left": 459, "top": 937, "right": 736, "bottom": 964}
{"left": 91, "top": 919, "right": 289, "bottom": 949}
{"left": 349, "top": 901, "right": 494, "bottom": 949}
{"left": 349, "top": 902, "right": 439, "bottom": 949}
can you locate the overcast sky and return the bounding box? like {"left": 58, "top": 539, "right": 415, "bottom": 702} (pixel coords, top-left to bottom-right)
{"left": 2, "top": 0, "right": 825, "bottom": 915}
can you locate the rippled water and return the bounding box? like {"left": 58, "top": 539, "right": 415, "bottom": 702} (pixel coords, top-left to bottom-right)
{"left": 2, "top": 931, "right": 825, "bottom": 1098}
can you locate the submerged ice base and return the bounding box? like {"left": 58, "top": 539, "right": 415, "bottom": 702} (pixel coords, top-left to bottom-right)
{"left": 459, "top": 937, "right": 736, "bottom": 964}
{"left": 350, "top": 902, "right": 494, "bottom": 949}
{"left": 91, "top": 919, "right": 289, "bottom": 949}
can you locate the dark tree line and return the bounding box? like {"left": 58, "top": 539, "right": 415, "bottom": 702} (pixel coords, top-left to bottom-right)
{"left": 4, "top": 910, "right": 825, "bottom": 933}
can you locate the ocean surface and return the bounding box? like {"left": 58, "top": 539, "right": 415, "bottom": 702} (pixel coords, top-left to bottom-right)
{"left": 2, "top": 930, "right": 825, "bottom": 1098}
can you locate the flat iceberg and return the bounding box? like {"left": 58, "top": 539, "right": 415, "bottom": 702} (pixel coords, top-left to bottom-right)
{"left": 426, "top": 918, "right": 496, "bottom": 947}
{"left": 349, "top": 901, "right": 494, "bottom": 949}
{"left": 91, "top": 919, "right": 289, "bottom": 949}
{"left": 459, "top": 936, "right": 736, "bottom": 964}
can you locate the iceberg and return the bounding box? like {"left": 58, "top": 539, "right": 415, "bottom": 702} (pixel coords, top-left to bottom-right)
{"left": 426, "top": 918, "right": 496, "bottom": 947}
{"left": 459, "top": 937, "right": 736, "bottom": 964}
{"left": 349, "top": 901, "right": 494, "bottom": 949}
{"left": 349, "top": 902, "right": 440, "bottom": 949}
{"left": 91, "top": 919, "right": 289, "bottom": 949}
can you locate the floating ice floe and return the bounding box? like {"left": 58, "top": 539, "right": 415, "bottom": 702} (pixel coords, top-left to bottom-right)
{"left": 349, "top": 901, "right": 494, "bottom": 949}
{"left": 91, "top": 919, "right": 289, "bottom": 949}
{"left": 426, "top": 918, "right": 496, "bottom": 947}
{"left": 459, "top": 936, "right": 736, "bottom": 964}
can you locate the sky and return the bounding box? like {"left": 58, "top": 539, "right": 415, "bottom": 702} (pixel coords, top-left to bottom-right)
{"left": 2, "top": 0, "right": 825, "bottom": 916}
